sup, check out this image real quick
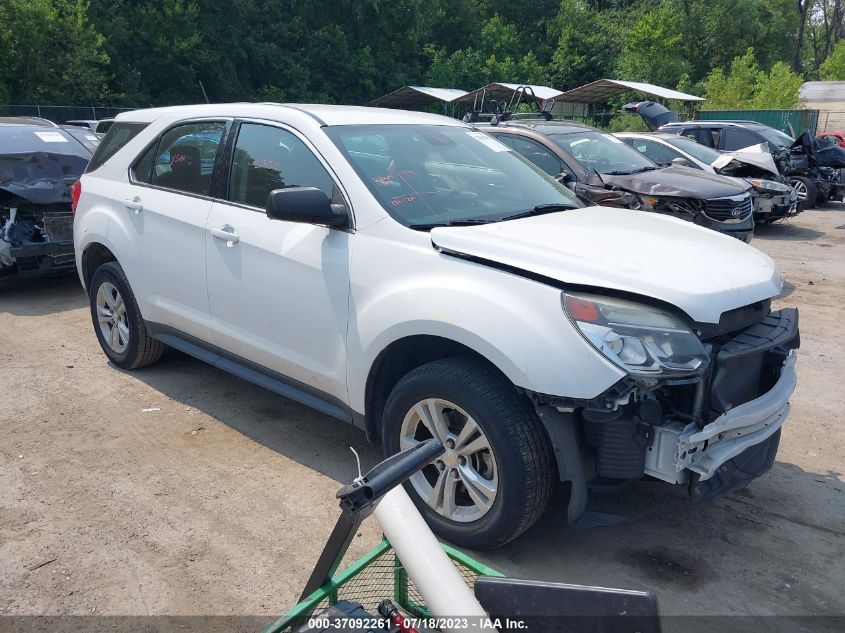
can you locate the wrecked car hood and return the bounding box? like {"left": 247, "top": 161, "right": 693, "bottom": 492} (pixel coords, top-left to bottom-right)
{"left": 430, "top": 207, "right": 781, "bottom": 324}
{"left": 600, "top": 166, "right": 749, "bottom": 199}
{"left": 712, "top": 144, "right": 779, "bottom": 177}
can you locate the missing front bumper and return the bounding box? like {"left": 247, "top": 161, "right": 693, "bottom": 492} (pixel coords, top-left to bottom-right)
{"left": 644, "top": 351, "right": 797, "bottom": 486}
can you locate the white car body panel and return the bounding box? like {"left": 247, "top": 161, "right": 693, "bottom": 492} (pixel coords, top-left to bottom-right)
{"left": 430, "top": 207, "right": 782, "bottom": 324}
{"left": 206, "top": 199, "right": 351, "bottom": 401}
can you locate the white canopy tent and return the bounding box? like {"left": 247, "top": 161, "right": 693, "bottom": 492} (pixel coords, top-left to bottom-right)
{"left": 370, "top": 86, "right": 468, "bottom": 111}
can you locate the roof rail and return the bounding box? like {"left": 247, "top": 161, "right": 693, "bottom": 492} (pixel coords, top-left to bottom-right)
{"left": 462, "top": 85, "right": 553, "bottom": 126}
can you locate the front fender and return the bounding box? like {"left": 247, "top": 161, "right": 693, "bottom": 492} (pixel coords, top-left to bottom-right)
{"left": 346, "top": 230, "right": 625, "bottom": 414}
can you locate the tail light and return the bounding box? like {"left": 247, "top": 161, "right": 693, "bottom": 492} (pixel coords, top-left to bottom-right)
{"left": 70, "top": 179, "right": 81, "bottom": 215}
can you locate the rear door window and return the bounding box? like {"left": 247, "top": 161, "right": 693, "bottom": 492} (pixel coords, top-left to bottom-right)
{"left": 681, "top": 127, "right": 720, "bottom": 148}
{"left": 85, "top": 122, "right": 148, "bottom": 172}
{"left": 145, "top": 121, "right": 226, "bottom": 196}
{"left": 722, "top": 127, "right": 763, "bottom": 151}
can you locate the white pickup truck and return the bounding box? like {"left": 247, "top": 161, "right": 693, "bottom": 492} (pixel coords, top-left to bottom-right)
{"left": 73, "top": 104, "right": 799, "bottom": 548}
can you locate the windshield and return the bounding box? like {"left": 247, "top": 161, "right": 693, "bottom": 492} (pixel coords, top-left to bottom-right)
{"left": 324, "top": 124, "right": 581, "bottom": 227}
{"left": 549, "top": 131, "right": 657, "bottom": 175}
{"left": 753, "top": 126, "right": 793, "bottom": 150}
{"left": 665, "top": 136, "right": 722, "bottom": 164}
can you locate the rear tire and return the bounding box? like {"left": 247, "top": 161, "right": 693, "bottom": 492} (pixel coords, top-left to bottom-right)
{"left": 382, "top": 357, "right": 554, "bottom": 549}
{"left": 789, "top": 177, "right": 817, "bottom": 212}
{"left": 89, "top": 262, "right": 165, "bottom": 369}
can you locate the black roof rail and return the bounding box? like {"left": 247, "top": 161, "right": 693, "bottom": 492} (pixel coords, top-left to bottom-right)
{"left": 462, "top": 85, "right": 554, "bottom": 125}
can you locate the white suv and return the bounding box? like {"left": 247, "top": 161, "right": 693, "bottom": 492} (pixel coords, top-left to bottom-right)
{"left": 73, "top": 104, "right": 799, "bottom": 548}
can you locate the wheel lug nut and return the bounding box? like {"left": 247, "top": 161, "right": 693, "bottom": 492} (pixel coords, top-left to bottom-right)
{"left": 445, "top": 438, "right": 455, "bottom": 449}
{"left": 458, "top": 455, "right": 467, "bottom": 466}
{"left": 436, "top": 460, "right": 445, "bottom": 471}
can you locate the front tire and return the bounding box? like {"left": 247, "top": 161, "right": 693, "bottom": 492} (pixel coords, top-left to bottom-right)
{"left": 89, "top": 262, "right": 165, "bottom": 369}
{"left": 382, "top": 357, "right": 554, "bottom": 549}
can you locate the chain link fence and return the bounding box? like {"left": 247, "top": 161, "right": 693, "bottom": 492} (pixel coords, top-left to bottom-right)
{"left": 0, "top": 104, "right": 150, "bottom": 124}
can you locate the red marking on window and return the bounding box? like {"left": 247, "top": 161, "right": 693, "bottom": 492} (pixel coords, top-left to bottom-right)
{"left": 171, "top": 153, "right": 187, "bottom": 165}
{"left": 390, "top": 195, "right": 417, "bottom": 206}
{"left": 373, "top": 175, "right": 394, "bottom": 186}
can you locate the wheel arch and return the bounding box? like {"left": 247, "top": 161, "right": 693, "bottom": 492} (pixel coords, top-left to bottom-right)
{"left": 81, "top": 242, "right": 118, "bottom": 291}
{"left": 363, "top": 334, "right": 529, "bottom": 444}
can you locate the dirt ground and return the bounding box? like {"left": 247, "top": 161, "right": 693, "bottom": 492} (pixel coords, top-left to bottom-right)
{"left": 1, "top": 205, "right": 843, "bottom": 628}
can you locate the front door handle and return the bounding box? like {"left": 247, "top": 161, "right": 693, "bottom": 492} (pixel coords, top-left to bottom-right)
{"left": 210, "top": 224, "right": 240, "bottom": 246}
{"left": 124, "top": 197, "right": 143, "bottom": 214}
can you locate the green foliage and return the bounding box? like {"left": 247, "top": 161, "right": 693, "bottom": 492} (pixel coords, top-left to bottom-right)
{"left": 820, "top": 40, "right": 845, "bottom": 80}
{"left": 0, "top": 0, "right": 108, "bottom": 104}
{"left": 616, "top": 4, "right": 688, "bottom": 89}
{"left": 702, "top": 49, "right": 802, "bottom": 110}
{"left": 0, "top": 0, "right": 829, "bottom": 110}
{"left": 604, "top": 113, "right": 650, "bottom": 133}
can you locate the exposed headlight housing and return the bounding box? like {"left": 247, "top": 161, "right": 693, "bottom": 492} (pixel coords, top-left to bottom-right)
{"left": 562, "top": 292, "right": 709, "bottom": 378}
{"left": 747, "top": 179, "right": 791, "bottom": 194}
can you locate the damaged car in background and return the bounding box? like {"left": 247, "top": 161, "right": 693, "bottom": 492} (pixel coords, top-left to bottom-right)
{"left": 481, "top": 120, "right": 756, "bottom": 242}
{"left": 0, "top": 117, "right": 91, "bottom": 280}
{"left": 625, "top": 100, "right": 845, "bottom": 208}
{"left": 616, "top": 132, "right": 798, "bottom": 223}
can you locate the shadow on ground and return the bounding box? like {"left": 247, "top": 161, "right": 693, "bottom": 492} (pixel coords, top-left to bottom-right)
{"left": 0, "top": 274, "right": 85, "bottom": 316}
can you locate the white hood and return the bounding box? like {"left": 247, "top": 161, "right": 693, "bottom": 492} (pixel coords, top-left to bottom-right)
{"left": 430, "top": 207, "right": 781, "bottom": 324}
{"left": 711, "top": 143, "right": 780, "bottom": 177}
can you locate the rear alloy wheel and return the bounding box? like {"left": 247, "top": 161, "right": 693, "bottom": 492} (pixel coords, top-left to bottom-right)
{"left": 89, "top": 262, "right": 165, "bottom": 369}
{"left": 789, "top": 176, "right": 817, "bottom": 212}
{"left": 96, "top": 281, "right": 129, "bottom": 354}
{"left": 383, "top": 357, "right": 554, "bottom": 549}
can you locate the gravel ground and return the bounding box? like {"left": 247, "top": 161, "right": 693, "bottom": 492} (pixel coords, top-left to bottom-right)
{"left": 1, "top": 206, "right": 843, "bottom": 628}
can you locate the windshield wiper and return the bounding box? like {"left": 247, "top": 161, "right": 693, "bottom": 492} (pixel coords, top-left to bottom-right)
{"left": 604, "top": 166, "right": 657, "bottom": 175}
{"left": 408, "top": 218, "right": 497, "bottom": 230}
{"left": 499, "top": 203, "right": 577, "bottom": 222}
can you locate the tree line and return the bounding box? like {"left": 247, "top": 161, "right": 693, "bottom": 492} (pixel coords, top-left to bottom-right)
{"left": 1, "top": 0, "right": 844, "bottom": 111}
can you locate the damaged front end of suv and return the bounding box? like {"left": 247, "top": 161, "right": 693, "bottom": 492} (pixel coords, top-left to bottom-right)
{"left": 539, "top": 293, "right": 798, "bottom": 519}
{"left": 0, "top": 121, "right": 89, "bottom": 280}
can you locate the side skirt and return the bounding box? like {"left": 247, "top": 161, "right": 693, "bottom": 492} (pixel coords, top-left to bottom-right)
{"left": 145, "top": 321, "right": 356, "bottom": 424}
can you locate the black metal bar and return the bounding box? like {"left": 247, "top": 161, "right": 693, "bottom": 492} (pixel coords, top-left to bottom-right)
{"left": 299, "top": 505, "right": 372, "bottom": 602}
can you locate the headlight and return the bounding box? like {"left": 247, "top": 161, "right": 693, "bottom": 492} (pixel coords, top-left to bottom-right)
{"left": 747, "top": 179, "right": 790, "bottom": 194}
{"left": 562, "top": 292, "right": 709, "bottom": 377}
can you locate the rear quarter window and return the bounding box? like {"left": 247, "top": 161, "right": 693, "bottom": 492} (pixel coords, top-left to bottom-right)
{"left": 85, "top": 122, "right": 148, "bottom": 173}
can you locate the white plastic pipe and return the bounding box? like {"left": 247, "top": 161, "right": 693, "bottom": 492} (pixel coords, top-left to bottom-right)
{"left": 373, "top": 486, "right": 495, "bottom": 633}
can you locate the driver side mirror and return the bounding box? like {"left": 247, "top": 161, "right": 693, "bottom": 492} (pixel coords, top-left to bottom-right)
{"left": 266, "top": 187, "right": 348, "bottom": 227}
{"left": 671, "top": 157, "right": 690, "bottom": 167}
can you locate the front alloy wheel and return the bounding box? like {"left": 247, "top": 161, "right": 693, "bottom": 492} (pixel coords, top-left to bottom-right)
{"left": 383, "top": 357, "right": 554, "bottom": 549}
{"left": 400, "top": 398, "right": 498, "bottom": 523}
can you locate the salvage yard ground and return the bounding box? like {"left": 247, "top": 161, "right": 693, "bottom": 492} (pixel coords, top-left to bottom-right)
{"left": 1, "top": 207, "right": 843, "bottom": 629}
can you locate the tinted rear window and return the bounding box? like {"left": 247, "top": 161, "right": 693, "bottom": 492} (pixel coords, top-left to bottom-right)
{"left": 85, "top": 122, "right": 148, "bottom": 172}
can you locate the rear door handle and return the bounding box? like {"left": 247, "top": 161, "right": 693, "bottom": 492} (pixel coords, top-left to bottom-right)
{"left": 124, "top": 197, "right": 143, "bottom": 214}
{"left": 210, "top": 224, "right": 239, "bottom": 246}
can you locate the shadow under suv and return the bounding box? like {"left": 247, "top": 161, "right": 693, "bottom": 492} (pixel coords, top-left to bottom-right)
{"left": 480, "top": 120, "right": 755, "bottom": 242}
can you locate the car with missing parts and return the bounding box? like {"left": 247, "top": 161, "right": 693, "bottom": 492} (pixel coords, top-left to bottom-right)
{"left": 478, "top": 119, "right": 756, "bottom": 242}
{"left": 73, "top": 103, "right": 799, "bottom": 548}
